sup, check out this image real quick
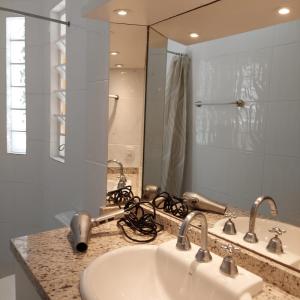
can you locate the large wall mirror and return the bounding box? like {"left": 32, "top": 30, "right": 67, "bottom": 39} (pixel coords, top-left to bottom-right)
{"left": 107, "top": 23, "right": 147, "bottom": 198}
{"left": 143, "top": 0, "right": 300, "bottom": 271}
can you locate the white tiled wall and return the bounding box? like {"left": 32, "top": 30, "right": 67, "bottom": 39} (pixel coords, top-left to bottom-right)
{"left": 185, "top": 20, "right": 300, "bottom": 226}
{"left": 0, "top": 0, "right": 109, "bottom": 278}
{"left": 108, "top": 69, "right": 145, "bottom": 169}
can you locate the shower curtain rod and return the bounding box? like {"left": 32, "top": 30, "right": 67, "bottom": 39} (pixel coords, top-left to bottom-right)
{"left": 0, "top": 6, "right": 70, "bottom": 26}
{"left": 167, "top": 50, "right": 185, "bottom": 56}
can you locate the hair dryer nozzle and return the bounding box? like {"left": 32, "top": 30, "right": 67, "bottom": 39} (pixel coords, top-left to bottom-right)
{"left": 70, "top": 211, "right": 93, "bottom": 252}
{"left": 142, "top": 184, "right": 161, "bottom": 202}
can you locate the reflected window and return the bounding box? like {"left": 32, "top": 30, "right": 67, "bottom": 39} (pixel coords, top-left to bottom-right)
{"left": 50, "top": 0, "right": 66, "bottom": 161}
{"left": 6, "top": 17, "right": 26, "bottom": 154}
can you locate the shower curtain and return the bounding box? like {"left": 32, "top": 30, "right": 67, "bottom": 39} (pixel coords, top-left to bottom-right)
{"left": 161, "top": 54, "right": 190, "bottom": 196}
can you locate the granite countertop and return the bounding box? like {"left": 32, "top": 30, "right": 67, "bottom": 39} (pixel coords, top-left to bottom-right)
{"left": 11, "top": 221, "right": 299, "bottom": 300}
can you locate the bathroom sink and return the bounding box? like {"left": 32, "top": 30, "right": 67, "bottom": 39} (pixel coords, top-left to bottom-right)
{"left": 80, "top": 239, "right": 263, "bottom": 300}
{"left": 210, "top": 217, "right": 300, "bottom": 268}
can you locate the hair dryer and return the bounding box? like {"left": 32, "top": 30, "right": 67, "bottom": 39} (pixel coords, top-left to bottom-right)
{"left": 70, "top": 210, "right": 125, "bottom": 252}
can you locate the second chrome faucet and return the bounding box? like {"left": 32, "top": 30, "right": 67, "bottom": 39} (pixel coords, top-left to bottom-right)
{"left": 243, "top": 196, "right": 278, "bottom": 243}
{"left": 176, "top": 210, "right": 212, "bottom": 262}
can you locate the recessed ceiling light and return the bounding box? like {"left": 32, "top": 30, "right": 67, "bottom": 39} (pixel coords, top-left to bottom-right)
{"left": 189, "top": 32, "right": 199, "bottom": 39}
{"left": 115, "top": 64, "right": 124, "bottom": 68}
{"left": 278, "top": 7, "right": 290, "bottom": 15}
{"left": 114, "top": 9, "right": 129, "bottom": 16}
{"left": 110, "top": 51, "right": 119, "bottom": 56}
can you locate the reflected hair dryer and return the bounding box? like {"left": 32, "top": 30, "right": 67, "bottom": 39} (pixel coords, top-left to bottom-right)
{"left": 183, "top": 192, "right": 227, "bottom": 215}
{"left": 142, "top": 184, "right": 161, "bottom": 202}
{"left": 70, "top": 210, "right": 125, "bottom": 252}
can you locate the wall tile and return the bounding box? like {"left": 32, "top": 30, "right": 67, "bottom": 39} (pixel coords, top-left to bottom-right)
{"left": 195, "top": 103, "right": 266, "bottom": 153}
{"left": 86, "top": 80, "right": 108, "bottom": 164}
{"left": 234, "top": 48, "right": 272, "bottom": 102}
{"left": 262, "top": 155, "right": 300, "bottom": 226}
{"left": 270, "top": 42, "right": 300, "bottom": 102}
{"left": 87, "top": 28, "right": 109, "bottom": 83}
{"left": 265, "top": 101, "right": 300, "bottom": 158}
{"left": 273, "top": 19, "right": 300, "bottom": 46}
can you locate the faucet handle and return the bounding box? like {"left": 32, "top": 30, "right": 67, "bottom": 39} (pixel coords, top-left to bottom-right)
{"left": 223, "top": 211, "right": 237, "bottom": 235}
{"left": 267, "top": 227, "right": 286, "bottom": 254}
{"left": 269, "top": 226, "right": 286, "bottom": 236}
{"left": 220, "top": 243, "right": 240, "bottom": 277}
{"left": 221, "top": 243, "right": 240, "bottom": 255}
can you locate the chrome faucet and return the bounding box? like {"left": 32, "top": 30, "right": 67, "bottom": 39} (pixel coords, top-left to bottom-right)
{"left": 243, "top": 196, "right": 278, "bottom": 243}
{"left": 176, "top": 211, "right": 212, "bottom": 263}
{"left": 107, "top": 159, "right": 127, "bottom": 189}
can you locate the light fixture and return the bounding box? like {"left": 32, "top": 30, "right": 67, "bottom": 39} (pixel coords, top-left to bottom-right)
{"left": 115, "top": 64, "right": 124, "bottom": 68}
{"left": 189, "top": 32, "right": 199, "bottom": 39}
{"left": 110, "top": 51, "right": 119, "bottom": 56}
{"left": 114, "top": 9, "right": 129, "bottom": 16}
{"left": 278, "top": 7, "right": 290, "bottom": 15}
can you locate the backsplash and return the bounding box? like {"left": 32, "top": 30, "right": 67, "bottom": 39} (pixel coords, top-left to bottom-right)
{"left": 183, "top": 20, "right": 300, "bottom": 225}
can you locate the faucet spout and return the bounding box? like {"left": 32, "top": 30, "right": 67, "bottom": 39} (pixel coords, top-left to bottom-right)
{"left": 176, "top": 211, "right": 212, "bottom": 262}
{"left": 244, "top": 196, "right": 278, "bottom": 243}
{"left": 107, "top": 159, "right": 127, "bottom": 189}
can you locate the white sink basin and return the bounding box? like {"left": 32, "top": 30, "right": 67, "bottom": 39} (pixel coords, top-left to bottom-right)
{"left": 80, "top": 239, "right": 263, "bottom": 300}
{"left": 210, "top": 217, "right": 300, "bottom": 268}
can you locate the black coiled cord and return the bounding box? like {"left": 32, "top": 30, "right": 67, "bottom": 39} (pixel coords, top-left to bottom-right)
{"left": 152, "top": 192, "right": 189, "bottom": 219}
{"left": 106, "top": 186, "right": 134, "bottom": 208}
{"left": 117, "top": 196, "right": 163, "bottom": 243}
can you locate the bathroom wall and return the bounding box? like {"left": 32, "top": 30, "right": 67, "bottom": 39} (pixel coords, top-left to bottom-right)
{"left": 0, "top": 0, "right": 109, "bottom": 278}
{"left": 184, "top": 20, "right": 300, "bottom": 225}
{"left": 143, "top": 49, "right": 167, "bottom": 186}
{"left": 108, "top": 68, "right": 145, "bottom": 169}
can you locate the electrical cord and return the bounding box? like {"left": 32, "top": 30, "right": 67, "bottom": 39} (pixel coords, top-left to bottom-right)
{"left": 152, "top": 192, "right": 189, "bottom": 219}
{"left": 106, "top": 186, "right": 134, "bottom": 208}
{"left": 117, "top": 196, "right": 164, "bottom": 243}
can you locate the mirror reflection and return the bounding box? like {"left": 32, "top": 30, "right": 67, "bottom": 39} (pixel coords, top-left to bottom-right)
{"left": 107, "top": 24, "right": 147, "bottom": 200}
{"left": 144, "top": 0, "right": 300, "bottom": 271}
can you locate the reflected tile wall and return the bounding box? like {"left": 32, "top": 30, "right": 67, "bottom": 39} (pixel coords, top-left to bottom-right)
{"left": 187, "top": 20, "right": 300, "bottom": 225}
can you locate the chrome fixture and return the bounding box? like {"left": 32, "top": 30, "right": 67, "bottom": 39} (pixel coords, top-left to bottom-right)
{"left": 223, "top": 211, "right": 237, "bottom": 235}
{"left": 0, "top": 6, "right": 70, "bottom": 26}
{"left": 195, "top": 99, "right": 245, "bottom": 108}
{"left": 167, "top": 50, "right": 185, "bottom": 56}
{"left": 220, "top": 244, "right": 240, "bottom": 277}
{"left": 183, "top": 192, "right": 227, "bottom": 215}
{"left": 176, "top": 211, "right": 212, "bottom": 263}
{"left": 243, "top": 196, "right": 278, "bottom": 243}
{"left": 142, "top": 184, "right": 161, "bottom": 202}
{"left": 70, "top": 210, "right": 125, "bottom": 252}
{"left": 109, "top": 94, "right": 119, "bottom": 100}
{"left": 266, "top": 227, "right": 286, "bottom": 254}
{"left": 107, "top": 159, "right": 127, "bottom": 189}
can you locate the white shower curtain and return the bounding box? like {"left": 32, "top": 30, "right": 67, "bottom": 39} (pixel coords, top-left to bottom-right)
{"left": 161, "top": 54, "right": 190, "bottom": 196}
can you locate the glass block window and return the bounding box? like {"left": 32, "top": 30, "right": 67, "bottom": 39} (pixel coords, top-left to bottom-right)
{"left": 50, "top": 0, "right": 66, "bottom": 161}
{"left": 6, "top": 17, "right": 26, "bottom": 154}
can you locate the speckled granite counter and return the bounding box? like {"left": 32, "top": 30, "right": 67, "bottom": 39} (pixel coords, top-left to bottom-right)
{"left": 11, "top": 221, "right": 299, "bottom": 300}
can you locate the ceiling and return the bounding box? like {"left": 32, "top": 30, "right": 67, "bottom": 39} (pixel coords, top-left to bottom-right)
{"left": 84, "top": 0, "right": 213, "bottom": 26}
{"left": 110, "top": 24, "right": 147, "bottom": 69}
{"left": 84, "top": 0, "right": 300, "bottom": 68}
{"left": 152, "top": 0, "right": 300, "bottom": 45}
